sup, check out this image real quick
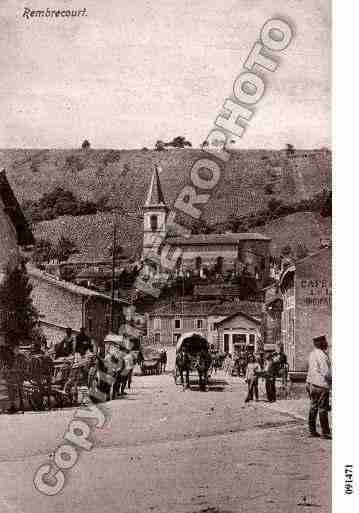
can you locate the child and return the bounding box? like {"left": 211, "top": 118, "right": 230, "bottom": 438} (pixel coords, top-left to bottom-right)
{"left": 244, "top": 354, "right": 261, "bottom": 403}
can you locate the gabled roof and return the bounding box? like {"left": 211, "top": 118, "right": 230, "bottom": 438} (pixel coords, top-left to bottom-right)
{"left": 145, "top": 165, "right": 167, "bottom": 207}
{"left": 167, "top": 232, "right": 270, "bottom": 246}
{"left": 0, "top": 170, "right": 34, "bottom": 245}
{"left": 214, "top": 310, "right": 261, "bottom": 327}
{"left": 27, "top": 264, "right": 129, "bottom": 304}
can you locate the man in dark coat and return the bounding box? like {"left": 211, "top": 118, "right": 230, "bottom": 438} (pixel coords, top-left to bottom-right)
{"left": 75, "top": 327, "right": 92, "bottom": 356}
{"left": 55, "top": 327, "right": 75, "bottom": 358}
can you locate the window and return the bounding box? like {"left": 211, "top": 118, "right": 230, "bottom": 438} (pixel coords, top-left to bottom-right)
{"left": 174, "top": 318, "right": 181, "bottom": 330}
{"left": 88, "top": 317, "right": 93, "bottom": 334}
{"left": 153, "top": 317, "right": 161, "bottom": 331}
{"left": 249, "top": 334, "right": 255, "bottom": 346}
{"left": 150, "top": 215, "right": 158, "bottom": 232}
{"left": 216, "top": 256, "right": 224, "bottom": 273}
{"left": 196, "top": 319, "right": 203, "bottom": 329}
{"left": 176, "top": 256, "right": 182, "bottom": 270}
{"left": 195, "top": 256, "right": 202, "bottom": 270}
{"left": 154, "top": 332, "right": 161, "bottom": 344}
{"left": 173, "top": 333, "right": 181, "bottom": 344}
{"left": 233, "top": 334, "right": 247, "bottom": 346}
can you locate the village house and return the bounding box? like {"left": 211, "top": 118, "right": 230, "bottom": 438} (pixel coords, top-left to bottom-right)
{"left": 0, "top": 170, "right": 34, "bottom": 402}
{"left": 0, "top": 170, "right": 34, "bottom": 287}
{"left": 278, "top": 247, "right": 331, "bottom": 374}
{"left": 27, "top": 265, "right": 129, "bottom": 349}
{"left": 146, "top": 299, "right": 262, "bottom": 348}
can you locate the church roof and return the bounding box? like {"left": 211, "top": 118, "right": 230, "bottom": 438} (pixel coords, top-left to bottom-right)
{"left": 145, "top": 165, "right": 167, "bottom": 207}
{"left": 167, "top": 233, "right": 270, "bottom": 246}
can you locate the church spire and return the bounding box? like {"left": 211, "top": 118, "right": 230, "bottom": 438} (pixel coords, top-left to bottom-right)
{"left": 145, "top": 165, "right": 166, "bottom": 207}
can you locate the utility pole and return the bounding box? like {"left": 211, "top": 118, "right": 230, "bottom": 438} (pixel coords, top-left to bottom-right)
{"left": 110, "top": 222, "right": 117, "bottom": 332}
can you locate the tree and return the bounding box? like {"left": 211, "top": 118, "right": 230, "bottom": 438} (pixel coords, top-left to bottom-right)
{"left": 155, "top": 140, "right": 166, "bottom": 151}
{"left": 82, "top": 139, "right": 91, "bottom": 149}
{"left": 165, "top": 136, "right": 192, "bottom": 148}
{"left": 286, "top": 143, "right": 295, "bottom": 155}
{"left": 0, "top": 262, "right": 43, "bottom": 349}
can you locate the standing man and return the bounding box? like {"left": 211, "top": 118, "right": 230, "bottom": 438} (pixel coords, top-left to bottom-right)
{"left": 306, "top": 335, "right": 331, "bottom": 439}
{"left": 55, "top": 327, "right": 75, "bottom": 358}
{"left": 264, "top": 353, "right": 276, "bottom": 402}
{"left": 160, "top": 349, "right": 167, "bottom": 373}
{"left": 75, "top": 327, "right": 92, "bottom": 357}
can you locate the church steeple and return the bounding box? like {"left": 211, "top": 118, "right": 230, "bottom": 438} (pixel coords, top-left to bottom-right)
{"left": 145, "top": 165, "right": 166, "bottom": 207}
{"left": 142, "top": 165, "right": 168, "bottom": 258}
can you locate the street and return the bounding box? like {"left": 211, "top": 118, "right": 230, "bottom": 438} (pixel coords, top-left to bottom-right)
{"left": 0, "top": 353, "right": 330, "bottom": 513}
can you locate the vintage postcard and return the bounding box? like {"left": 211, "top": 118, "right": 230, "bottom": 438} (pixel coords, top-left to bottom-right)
{"left": 0, "top": 1, "right": 335, "bottom": 512}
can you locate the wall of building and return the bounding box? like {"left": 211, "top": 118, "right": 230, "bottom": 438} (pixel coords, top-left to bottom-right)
{"left": 30, "top": 277, "right": 84, "bottom": 347}
{"left": 294, "top": 249, "right": 331, "bottom": 372}
{"left": 148, "top": 315, "right": 210, "bottom": 346}
{"left": 85, "top": 297, "right": 125, "bottom": 345}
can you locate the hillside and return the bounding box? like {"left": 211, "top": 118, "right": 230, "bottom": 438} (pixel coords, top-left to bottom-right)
{"left": 0, "top": 148, "right": 330, "bottom": 218}
{"left": 34, "top": 210, "right": 331, "bottom": 262}
{"left": 0, "top": 147, "right": 331, "bottom": 259}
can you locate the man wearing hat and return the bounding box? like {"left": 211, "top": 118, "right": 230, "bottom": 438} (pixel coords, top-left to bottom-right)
{"left": 306, "top": 335, "right": 332, "bottom": 439}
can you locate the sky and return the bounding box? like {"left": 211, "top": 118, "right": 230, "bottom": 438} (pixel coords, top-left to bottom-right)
{"left": 0, "top": 0, "right": 330, "bottom": 149}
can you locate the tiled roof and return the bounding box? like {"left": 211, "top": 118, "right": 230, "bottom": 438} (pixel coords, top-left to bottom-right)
{"left": 27, "top": 264, "right": 129, "bottom": 304}
{"left": 0, "top": 170, "right": 34, "bottom": 245}
{"left": 167, "top": 233, "right": 270, "bottom": 246}
{"left": 148, "top": 299, "right": 262, "bottom": 318}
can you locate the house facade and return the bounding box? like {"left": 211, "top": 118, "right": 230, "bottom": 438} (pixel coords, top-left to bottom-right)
{"left": 146, "top": 300, "right": 262, "bottom": 349}
{"left": 215, "top": 312, "right": 261, "bottom": 355}
{"left": 279, "top": 247, "right": 331, "bottom": 372}
{"left": 28, "top": 265, "right": 128, "bottom": 348}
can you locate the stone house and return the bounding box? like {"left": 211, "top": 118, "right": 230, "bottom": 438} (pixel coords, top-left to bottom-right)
{"left": 28, "top": 265, "right": 129, "bottom": 348}
{"left": 279, "top": 247, "right": 331, "bottom": 373}
{"left": 146, "top": 299, "right": 262, "bottom": 348}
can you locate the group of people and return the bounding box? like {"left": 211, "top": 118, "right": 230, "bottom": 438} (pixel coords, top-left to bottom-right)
{"left": 239, "top": 335, "right": 332, "bottom": 440}
{"left": 222, "top": 347, "right": 288, "bottom": 404}
{"left": 244, "top": 349, "right": 288, "bottom": 403}
{"left": 54, "top": 327, "right": 93, "bottom": 359}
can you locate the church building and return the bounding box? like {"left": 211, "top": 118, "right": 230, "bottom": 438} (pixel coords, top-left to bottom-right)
{"left": 141, "top": 165, "right": 271, "bottom": 288}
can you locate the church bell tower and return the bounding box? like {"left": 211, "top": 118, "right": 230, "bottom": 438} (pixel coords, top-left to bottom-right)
{"left": 143, "top": 165, "right": 168, "bottom": 258}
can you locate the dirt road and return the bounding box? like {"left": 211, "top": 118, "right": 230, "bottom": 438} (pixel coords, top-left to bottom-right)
{"left": 0, "top": 362, "right": 330, "bottom": 513}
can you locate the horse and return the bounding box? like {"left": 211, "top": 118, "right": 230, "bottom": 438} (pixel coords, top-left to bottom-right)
{"left": 194, "top": 350, "right": 212, "bottom": 391}
{"left": 175, "top": 351, "right": 190, "bottom": 388}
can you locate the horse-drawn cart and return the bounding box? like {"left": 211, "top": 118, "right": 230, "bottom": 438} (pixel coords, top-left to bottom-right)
{"left": 174, "top": 332, "right": 212, "bottom": 390}
{"left": 0, "top": 349, "right": 92, "bottom": 412}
